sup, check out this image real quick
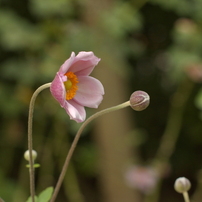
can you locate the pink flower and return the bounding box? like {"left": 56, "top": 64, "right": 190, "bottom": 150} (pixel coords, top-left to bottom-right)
{"left": 125, "top": 165, "right": 158, "bottom": 194}
{"left": 50, "top": 51, "right": 104, "bottom": 123}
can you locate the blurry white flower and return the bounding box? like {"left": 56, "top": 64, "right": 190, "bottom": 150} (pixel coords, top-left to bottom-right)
{"left": 174, "top": 177, "right": 191, "bottom": 193}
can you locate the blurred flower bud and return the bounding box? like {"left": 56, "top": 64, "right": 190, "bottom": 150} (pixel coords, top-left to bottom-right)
{"left": 185, "top": 64, "right": 202, "bottom": 83}
{"left": 0, "top": 198, "right": 5, "bottom": 202}
{"left": 125, "top": 165, "right": 158, "bottom": 194}
{"left": 24, "top": 150, "right": 37, "bottom": 162}
{"left": 130, "top": 91, "right": 150, "bottom": 111}
{"left": 174, "top": 18, "right": 197, "bottom": 34}
{"left": 174, "top": 177, "right": 191, "bottom": 193}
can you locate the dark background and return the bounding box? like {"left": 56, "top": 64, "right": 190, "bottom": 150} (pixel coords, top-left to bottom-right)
{"left": 1, "top": 0, "right": 202, "bottom": 201}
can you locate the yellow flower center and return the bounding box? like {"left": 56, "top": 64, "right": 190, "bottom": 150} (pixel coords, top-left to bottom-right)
{"left": 63, "top": 72, "right": 79, "bottom": 100}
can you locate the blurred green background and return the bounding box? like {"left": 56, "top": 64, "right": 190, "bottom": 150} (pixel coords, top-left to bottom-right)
{"left": 1, "top": 0, "right": 202, "bottom": 201}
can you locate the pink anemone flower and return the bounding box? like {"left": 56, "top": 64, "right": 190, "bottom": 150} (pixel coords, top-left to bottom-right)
{"left": 50, "top": 51, "right": 104, "bottom": 123}
{"left": 125, "top": 165, "right": 158, "bottom": 194}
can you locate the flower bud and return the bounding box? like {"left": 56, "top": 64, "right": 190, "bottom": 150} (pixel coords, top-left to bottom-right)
{"left": 174, "top": 18, "right": 197, "bottom": 35}
{"left": 0, "top": 197, "right": 5, "bottom": 202}
{"left": 174, "top": 177, "right": 191, "bottom": 193}
{"left": 130, "top": 91, "right": 150, "bottom": 111}
{"left": 24, "top": 150, "right": 37, "bottom": 162}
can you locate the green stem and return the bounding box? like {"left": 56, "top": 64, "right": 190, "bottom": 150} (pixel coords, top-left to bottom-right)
{"left": 50, "top": 101, "right": 131, "bottom": 202}
{"left": 53, "top": 119, "right": 85, "bottom": 202}
{"left": 155, "top": 79, "right": 194, "bottom": 172}
{"left": 145, "top": 79, "right": 194, "bottom": 202}
{"left": 28, "top": 83, "right": 51, "bottom": 202}
{"left": 183, "top": 192, "right": 190, "bottom": 202}
{"left": 191, "top": 170, "right": 202, "bottom": 201}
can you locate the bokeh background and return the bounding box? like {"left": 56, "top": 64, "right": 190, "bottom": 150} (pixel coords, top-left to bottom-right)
{"left": 1, "top": 0, "right": 202, "bottom": 201}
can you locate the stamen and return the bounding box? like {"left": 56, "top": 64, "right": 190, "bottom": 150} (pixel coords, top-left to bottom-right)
{"left": 64, "top": 72, "right": 79, "bottom": 100}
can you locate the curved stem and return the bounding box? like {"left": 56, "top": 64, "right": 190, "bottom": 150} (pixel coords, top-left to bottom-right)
{"left": 28, "top": 83, "right": 51, "bottom": 202}
{"left": 50, "top": 101, "right": 130, "bottom": 202}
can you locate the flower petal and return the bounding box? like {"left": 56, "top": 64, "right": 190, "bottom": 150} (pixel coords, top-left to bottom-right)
{"left": 63, "top": 100, "right": 86, "bottom": 123}
{"left": 68, "top": 51, "right": 100, "bottom": 76}
{"left": 50, "top": 72, "right": 66, "bottom": 106}
{"left": 50, "top": 51, "right": 104, "bottom": 123}
{"left": 73, "top": 76, "right": 104, "bottom": 108}
{"left": 58, "top": 52, "right": 76, "bottom": 74}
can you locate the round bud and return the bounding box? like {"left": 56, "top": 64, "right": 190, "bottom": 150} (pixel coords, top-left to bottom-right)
{"left": 0, "top": 197, "right": 5, "bottom": 202}
{"left": 129, "top": 91, "right": 150, "bottom": 111}
{"left": 24, "top": 150, "right": 37, "bottom": 162}
{"left": 174, "top": 177, "right": 191, "bottom": 193}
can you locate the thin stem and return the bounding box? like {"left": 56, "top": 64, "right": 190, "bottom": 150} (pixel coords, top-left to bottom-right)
{"left": 53, "top": 118, "right": 85, "bottom": 202}
{"left": 144, "top": 79, "right": 194, "bottom": 202}
{"left": 155, "top": 79, "right": 194, "bottom": 170}
{"left": 28, "top": 83, "right": 51, "bottom": 202}
{"left": 182, "top": 192, "right": 190, "bottom": 202}
{"left": 191, "top": 170, "right": 202, "bottom": 201}
{"left": 50, "top": 101, "right": 130, "bottom": 202}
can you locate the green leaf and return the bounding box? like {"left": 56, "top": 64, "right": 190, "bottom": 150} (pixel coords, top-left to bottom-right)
{"left": 26, "top": 196, "right": 38, "bottom": 202}
{"left": 38, "top": 187, "right": 54, "bottom": 202}
{"left": 26, "top": 164, "right": 41, "bottom": 168}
